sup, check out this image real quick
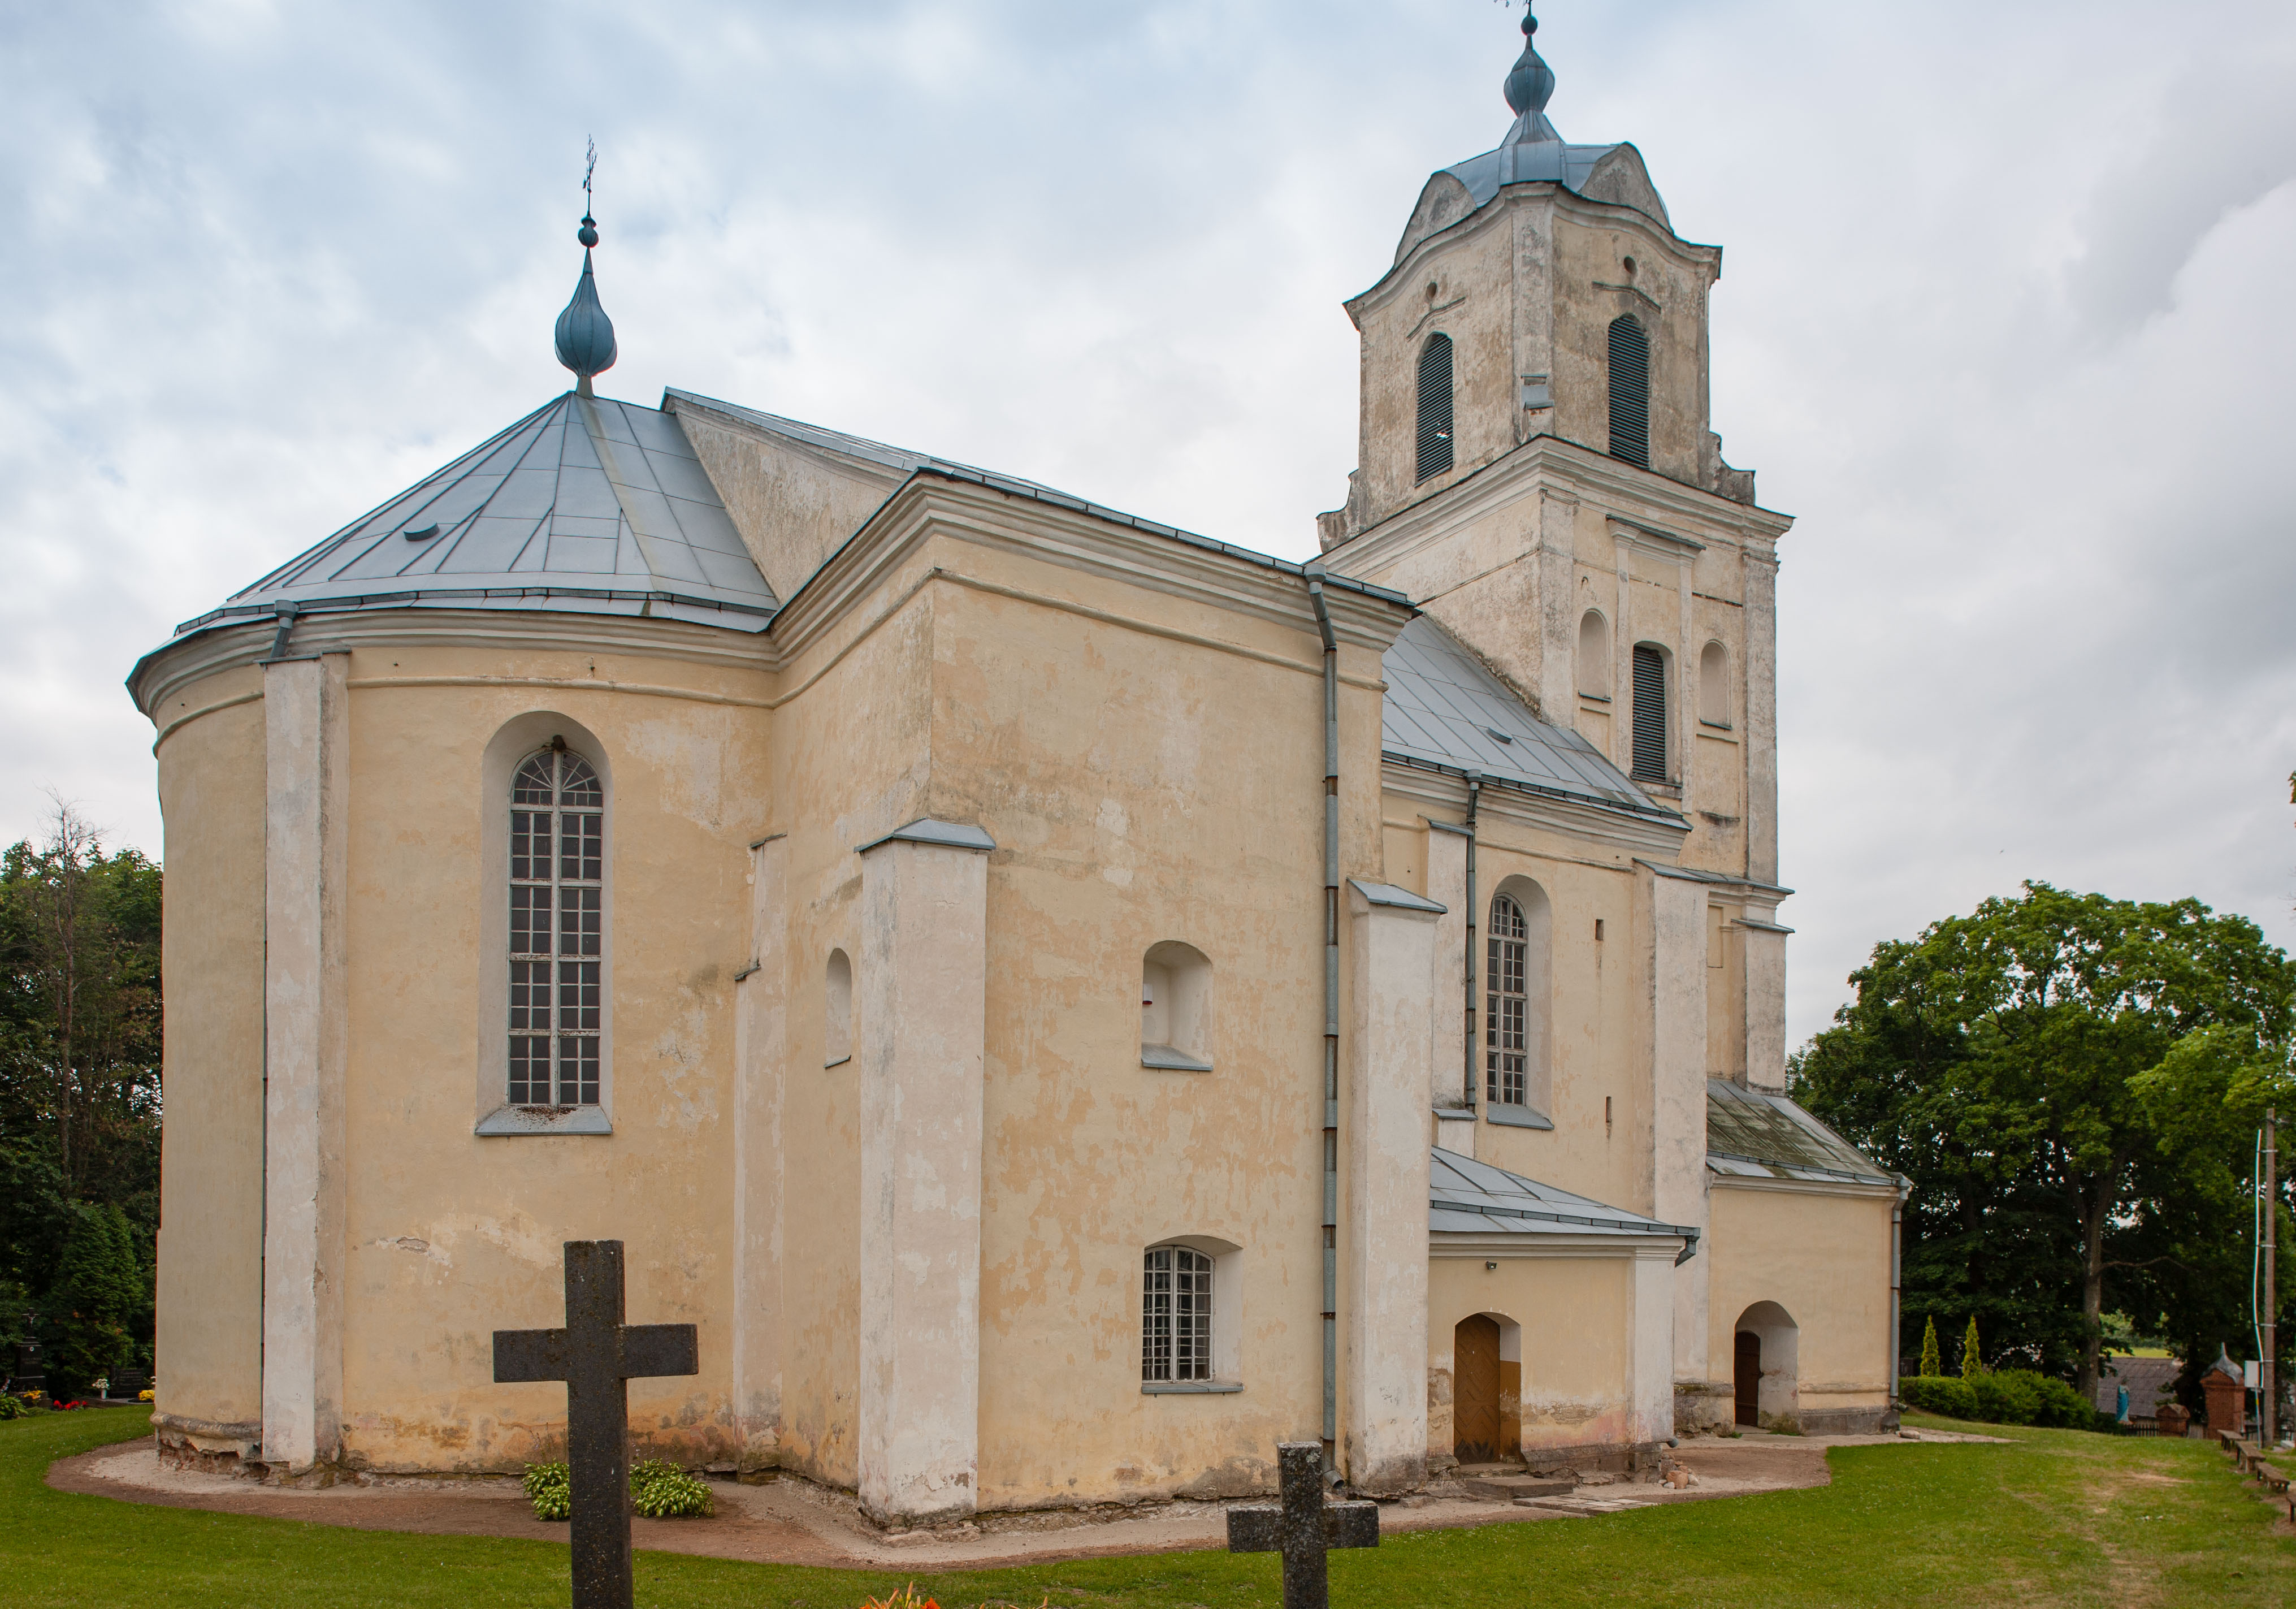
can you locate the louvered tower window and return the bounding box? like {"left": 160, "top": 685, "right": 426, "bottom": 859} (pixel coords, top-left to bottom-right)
{"left": 1485, "top": 894, "right": 1529, "bottom": 1107}
{"left": 1608, "top": 315, "right": 1650, "bottom": 468}
{"left": 508, "top": 746, "right": 605, "bottom": 1106}
{"left": 1631, "top": 645, "right": 1668, "bottom": 782}
{"left": 1416, "top": 332, "right": 1455, "bottom": 483}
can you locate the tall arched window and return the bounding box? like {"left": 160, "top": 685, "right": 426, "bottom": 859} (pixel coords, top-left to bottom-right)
{"left": 1607, "top": 315, "right": 1650, "bottom": 468}
{"left": 1142, "top": 1244, "right": 1214, "bottom": 1383}
{"left": 508, "top": 745, "right": 604, "bottom": 1107}
{"left": 1487, "top": 894, "right": 1530, "bottom": 1107}
{"left": 1631, "top": 644, "right": 1669, "bottom": 782}
{"left": 1416, "top": 332, "right": 1455, "bottom": 483}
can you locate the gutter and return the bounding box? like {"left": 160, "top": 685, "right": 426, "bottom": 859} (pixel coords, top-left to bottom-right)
{"left": 1307, "top": 568, "right": 1341, "bottom": 1480}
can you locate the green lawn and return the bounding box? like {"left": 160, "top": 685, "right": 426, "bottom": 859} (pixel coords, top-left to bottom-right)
{"left": 4, "top": 1409, "right": 2289, "bottom": 1607}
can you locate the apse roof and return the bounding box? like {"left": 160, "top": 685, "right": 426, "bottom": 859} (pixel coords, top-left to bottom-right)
{"left": 1430, "top": 1147, "right": 1698, "bottom": 1256}
{"left": 1381, "top": 616, "right": 1678, "bottom": 823}
{"left": 172, "top": 392, "right": 777, "bottom": 640}
{"left": 1705, "top": 1080, "right": 1897, "bottom": 1188}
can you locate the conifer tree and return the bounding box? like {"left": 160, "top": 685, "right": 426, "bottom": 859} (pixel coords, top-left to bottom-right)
{"left": 1918, "top": 1316, "right": 1941, "bottom": 1377}
{"left": 1960, "top": 1316, "right": 1984, "bottom": 1379}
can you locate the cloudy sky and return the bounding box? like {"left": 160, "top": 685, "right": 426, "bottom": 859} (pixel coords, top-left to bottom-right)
{"left": 5, "top": 0, "right": 2293, "bottom": 1047}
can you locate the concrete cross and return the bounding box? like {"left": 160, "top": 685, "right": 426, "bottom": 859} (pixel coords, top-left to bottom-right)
{"left": 1226, "top": 1442, "right": 1380, "bottom": 1609}
{"left": 493, "top": 1240, "right": 699, "bottom": 1609}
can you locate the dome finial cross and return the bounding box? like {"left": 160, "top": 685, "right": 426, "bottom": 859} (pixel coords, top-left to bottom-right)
{"left": 554, "top": 140, "right": 618, "bottom": 397}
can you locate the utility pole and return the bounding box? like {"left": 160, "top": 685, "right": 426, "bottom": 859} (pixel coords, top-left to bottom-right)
{"left": 2268, "top": 1109, "right": 2280, "bottom": 1447}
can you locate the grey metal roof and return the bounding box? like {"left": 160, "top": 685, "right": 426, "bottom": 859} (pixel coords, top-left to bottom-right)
{"left": 1431, "top": 1147, "right": 1698, "bottom": 1256}
{"left": 1705, "top": 1080, "right": 1896, "bottom": 1188}
{"left": 1381, "top": 616, "right": 1678, "bottom": 822}
{"left": 1442, "top": 138, "right": 1629, "bottom": 213}
{"left": 172, "top": 392, "right": 777, "bottom": 639}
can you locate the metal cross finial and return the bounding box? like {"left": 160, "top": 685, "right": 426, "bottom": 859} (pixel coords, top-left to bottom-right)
{"left": 1227, "top": 1442, "right": 1379, "bottom": 1609}
{"left": 493, "top": 1241, "right": 699, "bottom": 1609}
{"left": 554, "top": 141, "right": 618, "bottom": 394}
{"left": 579, "top": 139, "right": 600, "bottom": 247}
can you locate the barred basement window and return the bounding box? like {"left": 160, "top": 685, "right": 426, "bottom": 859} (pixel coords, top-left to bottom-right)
{"left": 1485, "top": 894, "right": 1529, "bottom": 1106}
{"left": 1631, "top": 644, "right": 1669, "bottom": 782}
{"left": 1142, "top": 1245, "right": 1213, "bottom": 1383}
{"left": 1608, "top": 314, "right": 1650, "bottom": 468}
{"left": 1416, "top": 332, "right": 1455, "bottom": 483}
{"left": 508, "top": 745, "right": 605, "bottom": 1106}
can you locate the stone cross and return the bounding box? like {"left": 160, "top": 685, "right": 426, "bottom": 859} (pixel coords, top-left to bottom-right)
{"left": 493, "top": 1240, "right": 698, "bottom": 1609}
{"left": 1227, "top": 1441, "right": 1379, "bottom": 1609}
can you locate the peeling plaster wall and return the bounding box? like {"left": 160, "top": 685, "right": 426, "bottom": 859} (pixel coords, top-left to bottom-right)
{"left": 1428, "top": 1253, "right": 1642, "bottom": 1463}
{"left": 152, "top": 667, "right": 268, "bottom": 1437}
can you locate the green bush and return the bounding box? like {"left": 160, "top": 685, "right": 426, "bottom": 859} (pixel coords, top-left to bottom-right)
{"left": 520, "top": 1459, "right": 713, "bottom": 1520}
{"left": 630, "top": 1459, "right": 713, "bottom": 1519}
{"left": 1900, "top": 1375, "right": 1977, "bottom": 1420}
{"left": 1900, "top": 1369, "right": 2108, "bottom": 1431}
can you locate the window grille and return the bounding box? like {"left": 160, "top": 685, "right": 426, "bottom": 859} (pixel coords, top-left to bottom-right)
{"left": 1142, "top": 1245, "right": 1213, "bottom": 1383}
{"left": 1485, "top": 895, "right": 1530, "bottom": 1106}
{"left": 508, "top": 748, "right": 604, "bottom": 1106}
{"left": 1607, "top": 315, "right": 1650, "bottom": 467}
{"left": 1416, "top": 333, "right": 1455, "bottom": 483}
{"left": 1631, "top": 645, "right": 1667, "bottom": 781}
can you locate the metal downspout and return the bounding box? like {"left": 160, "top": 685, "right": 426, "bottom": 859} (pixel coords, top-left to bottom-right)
{"left": 1462, "top": 775, "right": 1481, "bottom": 1113}
{"left": 1307, "top": 572, "right": 1340, "bottom": 1476}
{"left": 1889, "top": 1177, "right": 1907, "bottom": 1420}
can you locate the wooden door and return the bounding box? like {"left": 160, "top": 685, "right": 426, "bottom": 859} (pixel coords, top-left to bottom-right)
{"left": 1734, "top": 1330, "right": 1761, "bottom": 1426}
{"left": 1454, "top": 1316, "right": 1502, "bottom": 1463}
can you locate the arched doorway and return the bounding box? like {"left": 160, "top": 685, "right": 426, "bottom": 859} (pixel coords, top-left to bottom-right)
{"left": 1734, "top": 1331, "right": 1761, "bottom": 1426}
{"left": 1453, "top": 1316, "right": 1502, "bottom": 1463}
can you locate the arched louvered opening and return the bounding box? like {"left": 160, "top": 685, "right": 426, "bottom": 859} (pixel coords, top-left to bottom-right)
{"left": 1631, "top": 643, "right": 1669, "bottom": 782}
{"left": 1607, "top": 315, "right": 1650, "bottom": 468}
{"left": 1416, "top": 332, "right": 1455, "bottom": 483}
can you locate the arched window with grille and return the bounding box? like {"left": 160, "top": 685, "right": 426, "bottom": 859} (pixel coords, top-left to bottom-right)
{"left": 508, "top": 744, "right": 605, "bottom": 1107}
{"left": 1631, "top": 644, "right": 1669, "bottom": 782}
{"left": 1486, "top": 894, "right": 1530, "bottom": 1108}
{"left": 1416, "top": 332, "right": 1455, "bottom": 483}
{"left": 1142, "top": 1245, "right": 1214, "bottom": 1383}
{"left": 1607, "top": 315, "right": 1650, "bottom": 468}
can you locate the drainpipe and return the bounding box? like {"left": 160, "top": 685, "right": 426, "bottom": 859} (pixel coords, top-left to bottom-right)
{"left": 1462, "top": 774, "right": 1481, "bottom": 1114}
{"left": 1306, "top": 572, "right": 1341, "bottom": 1477}
{"left": 1889, "top": 1176, "right": 1907, "bottom": 1421}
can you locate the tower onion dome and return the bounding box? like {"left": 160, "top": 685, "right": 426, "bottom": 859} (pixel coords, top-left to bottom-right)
{"left": 1504, "top": 6, "right": 1556, "bottom": 123}
{"left": 554, "top": 214, "right": 618, "bottom": 391}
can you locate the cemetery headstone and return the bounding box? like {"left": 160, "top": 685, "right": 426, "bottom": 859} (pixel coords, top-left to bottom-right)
{"left": 1226, "top": 1441, "right": 1379, "bottom": 1609}
{"left": 493, "top": 1240, "right": 698, "bottom": 1609}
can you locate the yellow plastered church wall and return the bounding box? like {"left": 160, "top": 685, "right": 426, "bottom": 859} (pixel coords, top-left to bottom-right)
{"left": 152, "top": 665, "right": 268, "bottom": 1435}
{"left": 1705, "top": 1183, "right": 1896, "bottom": 1432}
{"left": 326, "top": 638, "right": 770, "bottom": 1473}
{"left": 1428, "top": 1256, "right": 1632, "bottom": 1460}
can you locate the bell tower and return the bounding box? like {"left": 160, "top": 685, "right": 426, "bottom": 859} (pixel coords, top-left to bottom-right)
{"left": 1318, "top": 6, "right": 1756, "bottom": 550}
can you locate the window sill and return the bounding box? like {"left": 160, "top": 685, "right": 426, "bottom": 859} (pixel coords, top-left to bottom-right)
{"left": 476, "top": 1105, "right": 612, "bottom": 1137}
{"left": 825, "top": 1055, "right": 852, "bottom": 1070}
{"left": 1142, "top": 1380, "right": 1244, "bottom": 1395}
{"left": 1141, "top": 1045, "right": 1214, "bottom": 1072}
{"left": 1635, "top": 778, "right": 1683, "bottom": 798}
{"left": 1484, "top": 1104, "right": 1554, "bottom": 1131}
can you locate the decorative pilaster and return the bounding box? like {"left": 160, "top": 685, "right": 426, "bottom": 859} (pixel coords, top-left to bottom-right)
{"left": 731, "top": 833, "right": 789, "bottom": 1470}
{"left": 856, "top": 819, "right": 993, "bottom": 1525}
{"left": 1344, "top": 880, "right": 1441, "bottom": 1495}
{"left": 1639, "top": 860, "right": 1708, "bottom": 1430}
{"left": 261, "top": 651, "right": 350, "bottom": 1472}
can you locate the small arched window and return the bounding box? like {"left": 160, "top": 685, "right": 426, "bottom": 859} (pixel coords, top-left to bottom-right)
{"left": 1577, "top": 609, "right": 1611, "bottom": 699}
{"left": 1141, "top": 941, "right": 1214, "bottom": 1071}
{"left": 825, "top": 949, "right": 853, "bottom": 1067}
{"left": 1631, "top": 643, "right": 1669, "bottom": 781}
{"left": 1142, "top": 1245, "right": 1214, "bottom": 1383}
{"left": 1699, "top": 641, "right": 1730, "bottom": 727}
{"left": 1487, "top": 895, "right": 1530, "bottom": 1107}
{"left": 508, "top": 745, "right": 604, "bottom": 1107}
{"left": 1416, "top": 332, "right": 1455, "bottom": 484}
{"left": 1607, "top": 315, "right": 1650, "bottom": 468}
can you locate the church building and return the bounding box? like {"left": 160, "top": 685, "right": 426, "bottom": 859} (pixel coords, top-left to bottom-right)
{"left": 133, "top": 14, "right": 1901, "bottom": 1520}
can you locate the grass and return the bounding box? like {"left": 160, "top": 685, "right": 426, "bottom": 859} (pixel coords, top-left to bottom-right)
{"left": 3, "top": 1409, "right": 2290, "bottom": 1607}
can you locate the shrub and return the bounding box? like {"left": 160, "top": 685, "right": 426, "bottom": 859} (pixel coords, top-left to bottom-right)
{"left": 1900, "top": 1375, "right": 1977, "bottom": 1420}
{"left": 1901, "top": 1369, "right": 2109, "bottom": 1431}
{"left": 629, "top": 1459, "right": 713, "bottom": 1519}
{"left": 1960, "top": 1317, "right": 1984, "bottom": 1381}
{"left": 1918, "top": 1316, "right": 1941, "bottom": 1377}
{"left": 522, "top": 1463, "right": 571, "bottom": 1521}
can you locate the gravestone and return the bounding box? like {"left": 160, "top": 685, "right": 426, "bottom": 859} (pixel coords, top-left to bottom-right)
{"left": 493, "top": 1240, "right": 698, "bottom": 1609}
{"left": 1227, "top": 1441, "right": 1379, "bottom": 1609}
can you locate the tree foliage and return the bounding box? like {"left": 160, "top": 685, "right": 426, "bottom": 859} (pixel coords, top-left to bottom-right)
{"left": 1793, "top": 881, "right": 2296, "bottom": 1402}
{"left": 0, "top": 802, "right": 162, "bottom": 1394}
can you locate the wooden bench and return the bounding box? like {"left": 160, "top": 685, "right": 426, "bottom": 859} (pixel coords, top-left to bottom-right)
{"left": 2254, "top": 1461, "right": 2290, "bottom": 1494}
